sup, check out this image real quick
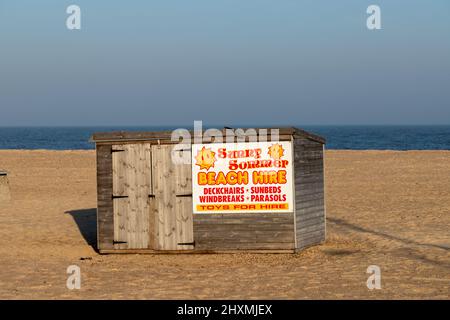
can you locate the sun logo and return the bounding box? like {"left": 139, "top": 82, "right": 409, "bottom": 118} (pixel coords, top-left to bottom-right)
{"left": 195, "top": 147, "right": 217, "bottom": 171}
{"left": 268, "top": 143, "right": 285, "bottom": 160}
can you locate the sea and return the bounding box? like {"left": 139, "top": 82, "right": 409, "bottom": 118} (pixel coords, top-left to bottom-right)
{"left": 0, "top": 126, "right": 449, "bottom": 150}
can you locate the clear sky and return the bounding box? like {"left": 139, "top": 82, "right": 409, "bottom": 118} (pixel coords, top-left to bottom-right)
{"left": 0, "top": 0, "right": 449, "bottom": 126}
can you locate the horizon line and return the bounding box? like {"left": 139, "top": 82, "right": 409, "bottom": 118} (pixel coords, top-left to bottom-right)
{"left": 1, "top": 124, "right": 450, "bottom": 128}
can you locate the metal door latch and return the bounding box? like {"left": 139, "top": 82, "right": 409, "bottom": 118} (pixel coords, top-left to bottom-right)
{"left": 177, "top": 241, "right": 195, "bottom": 246}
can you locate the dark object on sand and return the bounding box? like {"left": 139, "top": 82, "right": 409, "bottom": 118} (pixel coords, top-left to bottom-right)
{"left": 91, "top": 127, "right": 326, "bottom": 254}
{"left": 0, "top": 170, "right": 10, "bottom": 202}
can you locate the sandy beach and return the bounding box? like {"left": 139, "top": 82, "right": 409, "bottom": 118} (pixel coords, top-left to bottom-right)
{"left": 0, "top": 149, "right": 448, "bottom": 299}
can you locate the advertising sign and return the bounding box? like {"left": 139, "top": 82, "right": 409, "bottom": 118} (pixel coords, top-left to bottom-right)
{"left": 192, "top": 141, "right": 294, "bottom": 213}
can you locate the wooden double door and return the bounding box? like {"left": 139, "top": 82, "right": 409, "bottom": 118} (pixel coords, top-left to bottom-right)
{"left": 111, "top": 143, "right": 193, "bottom": 250}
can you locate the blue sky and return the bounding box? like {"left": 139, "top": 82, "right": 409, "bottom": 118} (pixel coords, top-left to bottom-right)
{"left": 0, "top": 0, "right": 449, "bottom": 126}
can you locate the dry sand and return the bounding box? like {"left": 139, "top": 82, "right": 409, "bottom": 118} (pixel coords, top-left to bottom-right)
{"left": 0, "top": 150, "right": 448, "bottom": 299}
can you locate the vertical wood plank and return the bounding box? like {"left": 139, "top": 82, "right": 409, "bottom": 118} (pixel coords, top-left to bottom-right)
{"left": 152, "top": 145, "right": 163, "bottom": 250}
{"left": 175, "top": 150, "right": 192, "bottom": 195}
{"left": 145, "top": 145, "right": 156, "bottom": 250}
{"left": 112, "top": 145, "right": 128, "bottom": 249}
{"left": 291, "top": 136, "right": 298, "bottom": 248}
{"left": 175, "top": 197, "right": 194, "bottom": 249}
{"left": 293, "top": 137, "right": 326, "bottom": 250}
{"left": 136, "top": 143, "right": 151, "bottom": 249}
{"left": 174, "top": 154, "right": 194, "bottom": 249}
{"left": 96, "top": 144, "right": 114, "bottom": 250}
{"left": 152, "top": 145, "right": 177, "bottom": 250}
{"left": 127, "top": 144, "right": 138, "bottom": 248}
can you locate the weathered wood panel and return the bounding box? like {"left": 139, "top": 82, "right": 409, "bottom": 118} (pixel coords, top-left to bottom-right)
{"left": 175, "top": 197, "right": 194, "bottom": 249}
{"left": 152, "top": 145, "right": 177, "bottom": 250}
{"left": 93, "top": 128, "right": 306, "bottom": 143}
{"left": 112, "top": 144, "right": 152, "bottom": 249}
{"left": 99, "top": 249, "right": 295, "bottom": 254}
{"left": 174, "top": 151, "right": 194, "bottom": 249}
{"left": 174, "top": 150, "right": 192, "bottom": 195}
{"left": 94, "top": 135, "right": 294, "bottom": 147}
{"left": 294, "top": 137, "right": 326, "bottom": 249}
{"left": 193, "top": 213, "right": 295, "bottom": 250}
{"left": 96, "top": 144, "right": 114, "bottom": 250}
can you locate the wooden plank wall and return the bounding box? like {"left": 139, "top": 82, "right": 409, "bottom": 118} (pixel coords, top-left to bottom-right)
{"left": 96, "top": 131, "right": 324, "bottom": 252}
{"left": 151, "top": 145, "right": 195, "bottom": 250}
{"left": 92, "top": 128, "right": 301, "bottom": 144}
{"left": 152, "top": 145, "right": 178, "bottom": 250}
{"left": 93, "top": 131, "right": 296, "bottom": 148}
{"left": 112, "top": 144, "right": 152, "bottom": 249}
{"left": 293, "top": 136, "right": 326, "bottom": 250}
{"left": 191, "top": 134, "right": 295, "bottom": 251}
{"left": 96, "top": 144, "right": 114, "bottom": 250}
{"left": 193, "top": 213, "right": 295, "bottom": 250}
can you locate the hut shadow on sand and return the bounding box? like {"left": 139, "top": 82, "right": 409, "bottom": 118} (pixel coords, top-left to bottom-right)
{"left": 65, "top": 208, "right": 97, "bottom": 251}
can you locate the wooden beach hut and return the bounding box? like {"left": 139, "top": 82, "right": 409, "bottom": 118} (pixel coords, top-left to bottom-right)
{"left": 92, "top": 127, "right": 326, "bottom": 253}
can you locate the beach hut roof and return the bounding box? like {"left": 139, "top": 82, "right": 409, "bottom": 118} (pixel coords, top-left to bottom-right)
{"left": 91, "top": 127, "right": 326, "bottom": 144}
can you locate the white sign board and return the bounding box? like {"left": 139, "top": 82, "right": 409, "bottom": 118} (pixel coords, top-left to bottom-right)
{"left": 192, "top": 141, "right": 294, "bottom": 213}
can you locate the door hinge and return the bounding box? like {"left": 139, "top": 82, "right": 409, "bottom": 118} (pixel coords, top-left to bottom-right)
{"left": 178, "top": 241, "right": 195, "bottom": 246}
{"left": 176, "top": 193, "right": 193, "bottom": 197}
{"left": 113, "top": 240, "right": 127, "bottom": 244}
{"left": 111, "top": 149, "right": 125, "bottom": 153}
{"left": 112, "top": 195, "right": 128, "bottom": 199}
